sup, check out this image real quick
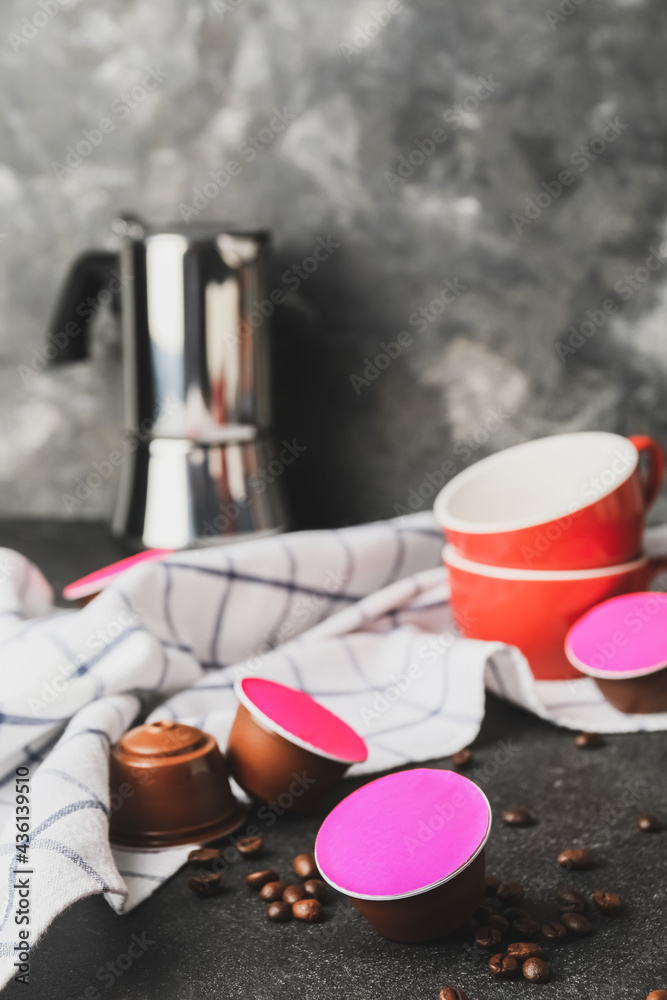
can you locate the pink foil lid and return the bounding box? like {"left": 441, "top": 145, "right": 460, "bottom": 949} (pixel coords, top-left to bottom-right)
{"left": 62, "top": 549, "right": 173, "bottom": 601}
{"left": 315, "top": 769, "right": 491, "bottom": 900}
{"left": 236, "top": 678, "right": 368, "bottom": 764}
{"left": 566, "top": 591, "right": 667, "bottom": 679}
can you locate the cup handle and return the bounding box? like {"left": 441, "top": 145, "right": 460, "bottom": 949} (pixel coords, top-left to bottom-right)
{"left": 628, "top": 435, "right": 665, "bottom": 510}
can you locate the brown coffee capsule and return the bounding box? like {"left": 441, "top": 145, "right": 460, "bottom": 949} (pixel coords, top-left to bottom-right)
{"left": 109, "top": 721, "right": 246, "bottom": 848}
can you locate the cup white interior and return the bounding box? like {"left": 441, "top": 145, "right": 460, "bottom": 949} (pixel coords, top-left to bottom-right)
{"left": 434, "top": 432, "right": 637, "bottom": 534}
{"left": 443, "top": 545, "right": 647, "bottom": 581}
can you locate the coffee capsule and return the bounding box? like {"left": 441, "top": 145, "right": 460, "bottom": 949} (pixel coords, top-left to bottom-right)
{"left": 63, "top": 548, "right": 172, "bottom": 605}
{"left": 566, "top": 591, "right": 667, "bottom": 713}
{"left": 315, "top": 768, "right": 491, "bottom": 942}
{"left": 226, "top": 678, "right": 368, "bottom": 811}
{"left": 109, "top": 720, "right": 246, "bottom": 848}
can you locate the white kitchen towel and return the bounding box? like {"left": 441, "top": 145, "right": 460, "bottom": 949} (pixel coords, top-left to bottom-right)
{"left": 0, "top": 512, "right": 666, "bottom": 990}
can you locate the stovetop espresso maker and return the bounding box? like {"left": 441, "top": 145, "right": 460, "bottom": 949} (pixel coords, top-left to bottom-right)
{"left": 49, "top": 218, "right": 289, "bottom": 549}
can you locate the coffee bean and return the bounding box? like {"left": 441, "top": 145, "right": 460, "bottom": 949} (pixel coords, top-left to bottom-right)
{"left": 452, "top": 749, "right": 472, "bottom": 768}
{"left": 522, "top": 957, "right": 551, "bottom": 983}
{"left": 292, "top": 898, "right": 324, "bottom": 922}
{"left": 259, "top": 881, "right": 288, "bottom": 902}
{"left": 497, "top": 881, "right": 525, "bottom": 904}
{"left": 266, "top": 901, "right": 292, "bottom": 923}
{"left": 575, "top": 731, "right": 603, "bottom": 749}
{"left": 484, "top": 873, "right": 500, "bottom": 895}
{"left": 439, "top": 988, "right": 469, "bottom": 1000}
{"left": 555, "top": 887, "right": 587, "bottom": 913}
{"left": 187, "top": 847, "right": 221, "bottom": 871}
{"left": 646, "top": 992, "right": 667, "bottom": 1000}
{"left": 236, "top": 835, "right": 264, "bottom": 858}
{"left": 503, "top": 906, "right": 531, "bottom": 920}
{"left": 507, "top": 942, "right": 545, "bottom": 960}
{"left": 246, "top": 869, "right": 279, "bottom": 890}
{"left": 557, "top": 848, "right": 595, "bottom": 870}
{"left": 293, "top": 853, "right": 318, "bottom": 879}
{"left": 303, "top": 878, "right": 327, "bottom": 901}
{"left": 474, "top": 926, "right": 502, "bottom": 951}
{"left": 188, "top": 872, "right": 224, "bottom": 897}
{"left": 637, "top": 813, "right": 661, "bottom": 833}
{"left": 488, "top": 953, "right": 518, "bottom": 979}
{"left": 591, "top": 890, "right": 621, "bottom": 915}
{"left": 474, "top": 904, "right": 492, "bottom": 923}
{"left": 561, "top": 911, "right": 595, "bottom": 936}
{"left": 502, "top": 807, "right": 534, "bottom": 827}
{"left": 512, "top": 916, "right": 540, "bottom": 938}
{"left": 487, "top": 914, "right": 509, "bottom": 934}
{"left": 282, "top": 884, "right": 307, "bottom": 905}
{"left": 541, "top": 921, "right": 566, "bottom": 941}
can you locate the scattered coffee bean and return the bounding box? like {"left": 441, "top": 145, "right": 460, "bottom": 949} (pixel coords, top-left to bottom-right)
{"left": 504, "top": 906, "right": 531, "bottom": 921}
{"left": 236, "top": 835, "right": 264, "bottom": 858}
{"left": 507, "top": 942, "right": 545, "bottom": 961}
{"left": 488, "top": 953, "right": 518, "bottom": 979}
{"left": 555, "top": 887, "right": 587, "bottom": 913}
{"left": 637, "top": 813, "right": 661, "bottom": 833}
{"left": 591, "top": 890, "right": 621, "bottom": 915}
{"left": 497, "top": 881, "right": 525, "bottom": 905}
{"left": 513, "top": 916, "right": 540, "bottom": 938}
{"left": 452, "top": 749, "right": 472, "bottom": 768}
{"left": 474, "top": 926, "right": 502, "bottom": 951}
{"left": 292, "top": 898, "right": 324, "bottom": 922}
{"left": 293, "top": 853, "right": 318, "bottom": 879}
{"left": 474, "top": 904, "right": 492, "bottom": 923}
{"left": 487, "top": 914, "right": 509, "bottom": 934}
{"left": 575, "top": 731, "right": 603, "bottom": 749}
{"left": 502, "top": 807, "right": 534, "bottom": 827}
{"left": 187, "top": 847, "right": 221, "bottom": 871}
{"left": 439, "top": 988, "right": 469, "bottom": 1000}
{"left": 303, "top": 878, "right": 327, "bottom": 901}
{"left": 266, "top": 901, "right": 292, "bottom": 923}
{"left": 282, "top": 884, "right": 307, "bottom": 905}
{"left": 541, "top": 921, "right": 567, "bottom": 941}
{"left": 188, "top": 872, "right": 224, "bottom": 897}
{"left": 561, "top": 911, "right": 595, "bottom": 936}
{"left": 484, "top": 873, "right": 500, "bottom": 895}
{"left": 259, "top": 881, "right": 288, "bottom": 902}
{"left": 522, "top": 957, "right": 551, "bottom": 983}
{"left": 646, "top": 992, "right": 667, "bottom": 1000}
{"left": 246, "top": 869, "right": 279, "bottom": 890}
{"left": 557, "top": 848, "right": 595, "bottom": 870}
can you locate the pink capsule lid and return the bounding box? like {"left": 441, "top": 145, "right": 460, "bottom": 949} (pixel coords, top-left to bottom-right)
{"left": 63, "top": 549, "right": 173, "bottom": 601}
{"left": 235, "top": 678, "right": 368, "bottom": 765}
{"left": 566, "top": 591, "right": 667, "bottom": 680}
{"left": 315, "top": 768, "right": 491, "bottom": 900}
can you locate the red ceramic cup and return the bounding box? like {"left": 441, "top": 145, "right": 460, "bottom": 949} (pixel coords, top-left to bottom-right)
{"left": 434, "top": 432, "right": 663, "bottom": 570}
{"left": 315, "top": 768, "right": 491, "bottom": 943}
{"left": 444, "top": 545, "right": 665, "bottom": 681}
{"left": 226, "top": 678, "right": 368, "bottom": 811}
{"left": 565, "top": 592, "right": 667, "bottom": 713}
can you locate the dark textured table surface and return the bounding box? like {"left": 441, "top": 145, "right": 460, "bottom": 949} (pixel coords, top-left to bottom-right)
{"left": 1, "top": 521, "right": 666, "bottom": 1000}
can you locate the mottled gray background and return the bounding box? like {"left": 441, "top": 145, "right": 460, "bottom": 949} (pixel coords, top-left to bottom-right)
{"left": 1, "top": 0, "right": 667, "bottom": 529}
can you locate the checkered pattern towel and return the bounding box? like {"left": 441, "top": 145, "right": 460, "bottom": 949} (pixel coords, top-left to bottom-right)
{"left": 1, "top": 512, "right": 666, "bottom": 989}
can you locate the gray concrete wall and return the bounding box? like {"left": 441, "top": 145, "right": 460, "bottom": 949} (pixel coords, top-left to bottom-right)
{"left": 1, "top": 0, "right": 666, "bottom": 528}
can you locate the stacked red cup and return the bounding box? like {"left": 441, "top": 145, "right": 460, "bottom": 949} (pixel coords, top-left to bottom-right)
{"left": 433, "top": 432, "right": 665, "bottom": 680}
